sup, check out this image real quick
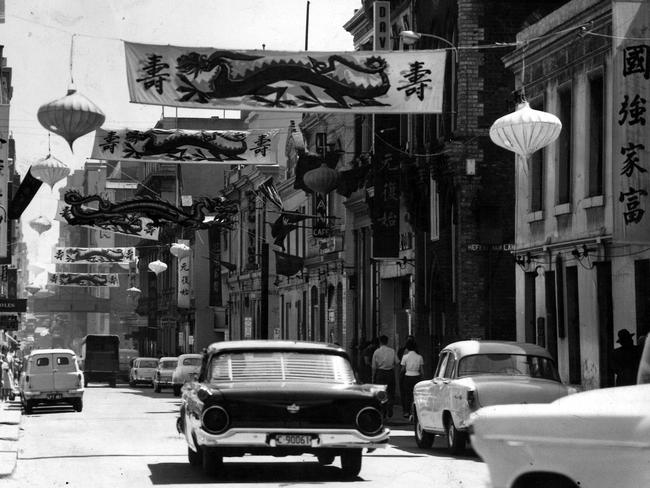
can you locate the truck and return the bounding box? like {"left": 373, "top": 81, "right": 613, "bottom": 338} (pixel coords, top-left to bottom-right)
{"left": 79, "top": 334, "right": 120, "bottom": 387}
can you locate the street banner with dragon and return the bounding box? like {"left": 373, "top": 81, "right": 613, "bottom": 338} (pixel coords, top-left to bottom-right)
{"left": 52, "top": 247, "right": 136, "bottom": 264}
{"left": 91, "top": 127, "right": 280, "bottom": 165}
{"left": 124, "top": 42, "right": 446, "bottom": 113}
{"left": 48, "top": 272, "right": 120, "bottom": 287}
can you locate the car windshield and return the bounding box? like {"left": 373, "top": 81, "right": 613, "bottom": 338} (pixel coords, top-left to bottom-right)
{"left": 182, "top": 357, "right": 202, "bottom": 366}
{"left": 457, "top": 353, "right": 560, "bottom": 381}
{"left": 160, "top": 360, "right": 177, "bottom": 369}
{"left": 139, "top": 360, "right": 159, "bottom": 368}
{"left": 208, "top": 351, "right": 356, "bottom": 384}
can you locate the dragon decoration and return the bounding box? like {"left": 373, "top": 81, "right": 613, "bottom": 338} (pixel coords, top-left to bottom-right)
{"left": 48, "top": 272, "right": 120, "bottom": 287}
{"left": 60, "top": 190, "right": 239, "bottom": 232}
{"left": 52, "top": 247, "right": 136, "bottom": 264}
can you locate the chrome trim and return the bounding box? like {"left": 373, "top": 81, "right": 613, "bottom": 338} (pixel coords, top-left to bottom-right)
{"left": 201, "top": 405, "right": 230, "bottom": 435}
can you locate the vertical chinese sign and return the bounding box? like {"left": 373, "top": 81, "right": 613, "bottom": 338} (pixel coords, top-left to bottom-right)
{"left": 0, "top": 104, "right": 8, "bottom": 263}
{"left": 177, "top": 239, "right": 191, "bottom": 308}
{"left": 613, "top": 1, "right": 650, "bottom": 243}
{"left": 208, "top": 226, "right": 222, "bottom": 307}
{"left": 372, "top": 155, "right": 400, "bottom": 257}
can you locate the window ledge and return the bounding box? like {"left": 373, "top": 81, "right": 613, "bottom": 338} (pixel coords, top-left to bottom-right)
{"left": 582, "top": 195, "right": 604, "bottom": 209}
{"left": 553, "top": 203, "right": 572, "bottom": 216}
{"left": 526, "top": 210, "right": 544, "bottom": 223}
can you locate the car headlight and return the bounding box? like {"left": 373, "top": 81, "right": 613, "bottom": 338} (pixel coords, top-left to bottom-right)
{"left": 201, "top": 405, "right": 230, "bottom": 435}
{"left": 356, "top": 407, "right": 383, "bottom": 436}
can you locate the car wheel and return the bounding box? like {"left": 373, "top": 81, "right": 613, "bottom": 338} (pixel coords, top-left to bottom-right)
{"left": 414, "top": 411, "right": 435, "bottom": 448}
{"left": 188, "top": 446, "right": 201, "bottom": 467}
{"left": 154, "top": 383, "right": 161, "bottom": 393}
{"left": 201, "top": 447, "right": 223, "bottom": 476}
{"left": 173, "top": 385, "right": 181, "bottom": 397}
{"left": 23, "top": 400, "right": 33, "bottom": 415}
{"left": 340, "top": 449, "right": 362, "bottom": 478}
{"left": 129, "top": 379, "right": 135, "bottom": 387}
{"left": 73, "top": 398, "right": 83, "bottom": 412}
{"left": 110, "top": 379, "right": 117, "bottom": 388}
{"left": 8, "top": 391, "right": 15, "bottom": 401}
{"left": 316, "top": 453, "right": 335, "bottom": 465}
{"left": 84, "top": 378, "right": 88, "bottom": 388}
{"left": 445, "top": 416, "right": 466, "bottom": 454}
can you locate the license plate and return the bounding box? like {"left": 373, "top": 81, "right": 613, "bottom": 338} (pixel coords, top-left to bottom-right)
{"left": 47, "top": 393, "right": 62, "bottom": 400}
{"left": 275, "top": 434, "right": 313, "bottom": 446}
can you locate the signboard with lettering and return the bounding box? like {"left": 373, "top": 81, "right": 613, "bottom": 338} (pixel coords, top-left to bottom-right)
{"left": 612, "top": 1, "right": 650, "bottom": 243}
{"left": 0, "top": 299, "right": 27, "bottom": 313}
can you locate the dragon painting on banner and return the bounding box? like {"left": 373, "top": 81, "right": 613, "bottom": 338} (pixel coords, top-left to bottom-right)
{"left": 124, "top": 43, "right": 446, "bottom": 113}
{"left": 59, "top": 190, "right": 239, "bottom": 231}
{"left": 52, "top": 247, "right": 136, "bottom": 264}
{"left": 92, "top": 127, "right": 280, "bottom": 165}
{"left": 48, "top": 272, "right": 120, "bottom": 287}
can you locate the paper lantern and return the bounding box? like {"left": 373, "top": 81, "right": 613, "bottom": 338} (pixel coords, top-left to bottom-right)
{"left": 37, "top": 88, "right": 106, "bottom": 150}
{"left": 489, "top": 101, "right": 562, "bottom": 158}
{"left": 126, "top": 286, "right": 141, "bottom": 294}
{"left": 303, "top": 162, "right": 339, "bottom": 194}
{"left": 35, "top": 289, "right": 55, "bottom": 298}
{"left": 29, "top": 216, "right": 52, "bottom": 235}
{"left": 170, "top": 242, "right": 192, "bottom": 258}
{"left": 30, "top": 154, "right": 71, "bottom": 189}
{"left": 148, "top": 260, "right": 168, "bottom": 275}
{"left": 25, "top": 284, "right": 42, "bottom": 295}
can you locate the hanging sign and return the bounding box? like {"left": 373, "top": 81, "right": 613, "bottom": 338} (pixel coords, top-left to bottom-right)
{"left": 92, "top": 127, "right": 280, "bottom": 165}
{"left": 0, "top": 105, "right": 9, "bottom": 262}
{"left": 48, "top": 272, "right": 120, "bottom": 287}
{"left": 56, "top": 201, "right": 160, "bottom": 240}
{"left": 52, "top": 247, "right": 136, "bottom": 264}
{"left": 612, "top": 1, "right": 650, "bottom": 243}
{"left": 124, "top": 42, "right": 446, "bottom": 113}
{"left": 177, "top": 238, "right": 191, "bottom": 308}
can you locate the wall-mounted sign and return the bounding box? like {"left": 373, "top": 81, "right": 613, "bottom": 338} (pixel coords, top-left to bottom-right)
{"left": 0, "top": 299, "right": 26, "bottom": 312}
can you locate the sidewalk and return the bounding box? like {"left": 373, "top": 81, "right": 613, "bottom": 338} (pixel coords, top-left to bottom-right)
{"left": 0, "top": 399, "right": 22, "bottom": 477}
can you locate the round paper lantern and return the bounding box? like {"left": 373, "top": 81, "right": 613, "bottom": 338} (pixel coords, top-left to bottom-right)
{"left": 25, "top": 284, "right": 42, "bottom": 295}
{"left": 126, "top": 286, "right": 142, "bottom": 294}
{"left": 30, "top": 154, "right": 71, "bottom": 189}
{"left": 148, "top": 260, "right": 168, "bottom": 275}
{"left": 170, "top": 242, "right": 192, "bottom": 258}
{"left": 29, "top": 215, "right": 52, "bottom": 235}
{"left": 303, "top": 162, "right": 339, "bottom": 194}
{"left": 37, "top": 88, "right": 106, "bottom": 150}
{"left": 489, "top": 101, "right": 562, "bottom": 158}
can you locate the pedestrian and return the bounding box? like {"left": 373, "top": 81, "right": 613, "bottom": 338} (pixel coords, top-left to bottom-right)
{"left": 612, "top": 329, "right": 641, "bottom": 386}
{"left": 400, "top": 337, "right": 424, "bottom": 419}
{"left": 0, "top": 355, "right": 12, "bottom": 402}
{"left": 397, "top": 334, "right": 415, "bottom": 415}
{"left": 372, "top": 335, "right": 398, "bottom": 418}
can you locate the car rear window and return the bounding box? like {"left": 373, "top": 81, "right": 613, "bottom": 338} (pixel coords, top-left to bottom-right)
{"left": 182, "top": 357, "right": 202, "bottom": 366}
{"left": 138, "top": 360, "right": 159, "bottom": 368}
{"left": 209, "top": 351, "right": 356, "bottom": 384}
{"left": 160, "top": 360, "right": 177, "bottom": 369}
{"left": 35, "top": 357, "right": 49, "bottom": 367}
{"left": 57, "top": 356, "right": 70, "bottom": 365}
{"left": 457, "top": 353, "right": 560, "bottom": 381}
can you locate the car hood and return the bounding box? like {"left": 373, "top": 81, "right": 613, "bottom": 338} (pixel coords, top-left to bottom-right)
{"left": 460, "top": 375, "right": 570, "bottom": 407}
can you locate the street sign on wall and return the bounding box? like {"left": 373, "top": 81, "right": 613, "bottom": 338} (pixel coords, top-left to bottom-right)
{"left": 0, "top": 299, "right": 26, "bottom": 313}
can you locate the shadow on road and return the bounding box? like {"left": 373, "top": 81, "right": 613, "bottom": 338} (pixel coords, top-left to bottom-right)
{"left": 387, "top": 429, "right": 481, "bottom": 461}
{"left": 148, "top": 461, "right": 367, "bottom": 484}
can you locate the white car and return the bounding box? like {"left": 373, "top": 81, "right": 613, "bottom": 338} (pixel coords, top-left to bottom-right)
{"left": 172, "top": 353, "right": 203, "bottom": 396}
{"left": 20, "top": 348, "right": 84, "bottom": 414}
{"left": 129, "top": 357, "right": 159, "bottom": 387}
{"left": 469, "top": 384, "right": 650, "bottom": 488}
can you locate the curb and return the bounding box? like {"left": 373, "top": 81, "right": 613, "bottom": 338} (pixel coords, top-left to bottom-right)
{"left": 0, "top": 402, "right": 22, "bottom": 478}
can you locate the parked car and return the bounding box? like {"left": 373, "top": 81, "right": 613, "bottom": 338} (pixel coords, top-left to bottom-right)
{"left": 129, "top": 357, "right": 159, "bottom": 387}
{"left": 153, "top": 357, "right": 178, "bottom": 392}
{"left": 119, "top": 348, "right": 139, "bottom": 381}
{"left": 412, "top": 340, "right": 575, "bottom": 453}
{"left": 19, "top": 348, "right": 84, "bottom": 414}
{"left": 469, "top": 383, "right": 650, "bottom": 488}
{"left": 177, "top": 340, "right": 390, "bottom": 478}
{"left": 172, "top": 353, "right": 203, "bottom": 396}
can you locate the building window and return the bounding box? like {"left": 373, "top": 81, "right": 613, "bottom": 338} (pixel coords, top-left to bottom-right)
{"left": 588, "top": 71, "right": 605, "bottom": 197}
{"left": 565, "top": 266, "right": 581, "bottom": 385}
{"left": 557, "top": 85, "right": 572, "bottom": 205}
{"left": 530, "top": 98, "right": 545, "bottom": 212}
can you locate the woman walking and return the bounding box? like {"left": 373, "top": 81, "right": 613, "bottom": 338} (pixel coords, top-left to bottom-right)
{"left": 400, "top": 338, "right": 424, "bottom": 419}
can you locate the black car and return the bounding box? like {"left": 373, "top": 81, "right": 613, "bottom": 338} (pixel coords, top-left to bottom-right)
{"left": 177, "top": 340, "right": 390, "bottom": 478}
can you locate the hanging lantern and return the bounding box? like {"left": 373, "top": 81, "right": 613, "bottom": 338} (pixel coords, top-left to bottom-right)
{"left": 148, "top": 260, "right": 168, "bottom": 275}
{"left": 170, "top": 242, "right": 192, "bottom": 258}
{"left": 25, "top": 284, "right": 42, "bottom": 295}
{"left": 126, "top": 286, "right": 141, "bottom": 294}
{"left": 30, "top": 154, "right": 71, "bottom": 189}
{"left": 303, "top": 162, "right": 339, "bottom": 194}
{"left": 35, "top": 288, "right": 55, "bottom": 298}
{"left": 37, "top": 88, "right": 106, "bottom": 150}
{"left": 29, "top": 215, "right": 52, "bottom": 235}
{"left": 489, "top": 101, "right": 562, "bottom": 158}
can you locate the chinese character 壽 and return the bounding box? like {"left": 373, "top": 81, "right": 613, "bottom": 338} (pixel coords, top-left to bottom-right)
{"left": 252, "top": 134, "right": 271, "bottom": 157}
{"left": 397, "top": 61, "right": 432, "bottom": 101}
{"left": 99, "top": 131, "right": 120, "bottom": 153}
{"left": 136, "top": 53, "right": 170, "bottom": 94}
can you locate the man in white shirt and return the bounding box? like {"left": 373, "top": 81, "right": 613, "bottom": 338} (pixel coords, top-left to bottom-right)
{"left": 372, "top": 335, "right": 397, "bottom": 417}
{"left": 400, "top": 338, "right": 424, "bottom": 418}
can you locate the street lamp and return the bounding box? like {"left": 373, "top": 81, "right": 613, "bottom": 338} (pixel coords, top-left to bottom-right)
{"left": 399, "top": 30, "right": 458, "bottom": 57}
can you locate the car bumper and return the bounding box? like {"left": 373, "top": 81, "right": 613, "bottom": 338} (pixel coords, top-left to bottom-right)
{"left": 154, "top": 378, "right": 173, "bottom": 386}
{"left": 23, "top": 389, "right": 84, "bottom": 400}
{"left": 132, "top": 376, "right": 155, "bottom": 383}
{"left": 195, "top": 427, "right": 390, "bottom": 451}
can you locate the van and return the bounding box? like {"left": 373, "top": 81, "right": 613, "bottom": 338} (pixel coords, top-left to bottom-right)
{"left": 20, "top": 348, "right": 84, "bottom": 414}
{"left": 129, "top": 357, "right": 159, "bottom": 386}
